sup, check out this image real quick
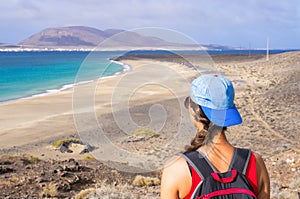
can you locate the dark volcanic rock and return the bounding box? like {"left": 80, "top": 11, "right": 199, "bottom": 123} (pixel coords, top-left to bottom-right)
{"left": 0, "top": 155, "right": 155, "bottom": 198}
{"left": 59, "top": 143, "right": 73, "bottom": 153}
{"left": 0, "top": 166, "right": 13, "bottom": 174}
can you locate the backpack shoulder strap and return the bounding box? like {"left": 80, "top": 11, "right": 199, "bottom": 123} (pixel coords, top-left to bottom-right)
{"left": 180, "top": 151, "right": 214, "bottom": 180}
{"left": 230, "top": 148, "right": 252, "bottom": 174}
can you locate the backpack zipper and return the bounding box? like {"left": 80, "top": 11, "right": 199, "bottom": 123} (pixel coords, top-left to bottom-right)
{"left": 196, "top": 188, "right": 257, "bottom": 199}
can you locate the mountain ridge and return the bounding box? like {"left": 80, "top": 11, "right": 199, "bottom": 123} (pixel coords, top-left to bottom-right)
{"left": 18, "top": 26, "right": 126, "bottom": 47}
{"left": 2, "top": 26, "right": 235, "bottom": 50}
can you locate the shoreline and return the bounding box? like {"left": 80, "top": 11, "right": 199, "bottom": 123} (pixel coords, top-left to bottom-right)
{"left": 1, "top": 51, "right": 299, "bottom": 145}
{"left": 0, "top": 51, "right": 299, "bottom": 198}
{"left": 0, "top": 46, "right": 299, "bottom": 52}
{"left": 0, "top": 59, "right": 132, "bottom": 105}
{"left": 0, "top": 57, "right": 194, "bottom": 149}
{"left": 1, "top": 49, "right": 297, "bottom": 104}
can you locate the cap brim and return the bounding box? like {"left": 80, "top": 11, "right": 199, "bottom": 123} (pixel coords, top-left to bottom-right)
{"left": 201, "top": 104, "right": 242, "bottom": 127}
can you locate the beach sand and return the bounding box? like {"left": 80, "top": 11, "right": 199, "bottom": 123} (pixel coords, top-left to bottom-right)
{"left": 0, "top": 59, "right": 195, "bottom": 153}
{"left": 0, "top": 52, "right": 299, "bottom": 198}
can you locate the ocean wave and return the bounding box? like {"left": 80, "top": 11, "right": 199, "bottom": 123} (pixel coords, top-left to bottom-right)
{"left": 110, "top": 60, "right": 132, "bottom": 73}
{"left": 30, "top": 80, "right": 95, "bottom": 98}
{"left": 0, "top": 80, "right": 97, "bottom": 104}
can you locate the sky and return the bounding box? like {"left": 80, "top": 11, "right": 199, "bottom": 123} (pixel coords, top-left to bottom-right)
{"left": 0, "top": 0, "right": 299, "bottom": 49}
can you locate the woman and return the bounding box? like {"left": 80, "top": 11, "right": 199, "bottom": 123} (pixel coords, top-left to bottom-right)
{"left": 160, "top": 74, "right": 270, "bottom": 199}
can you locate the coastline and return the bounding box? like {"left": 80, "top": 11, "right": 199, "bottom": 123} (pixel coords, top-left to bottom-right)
{"left": 0, "top": 57, "right": 193, "bottom": 149}
{"left": 0, "top": 51, "right": 299, "bottom": 198}
{"left": 0, "top": 45, "right": 298, "bottom": 52}
{"left": 0, "top": 57, "right": 131, "bottom": 105}
{"left": 1, "top": 51, "right": 299, "bottom": 152}
{"left": 0, "top": 48, "right": 297, "bottom": 105}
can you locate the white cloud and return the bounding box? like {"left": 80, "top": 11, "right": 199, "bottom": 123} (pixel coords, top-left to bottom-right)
{"left": 0, "top": 0, "right": 299, "bottom": 48}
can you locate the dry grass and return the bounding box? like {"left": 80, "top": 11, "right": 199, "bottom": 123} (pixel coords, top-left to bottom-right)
{"left": 22, "top": 154, "right": 41, "bottom": 163}
{"left": 82, "top": 155, "right": 96, "bottom": 161}
{"left": 132, "top": 128, "right": 159, "bottom": 139}
{"left": 41, "top": 182, "right": 58, "bottom": 197}
{"left": 74, "top": 179, "right": 160, "bottom": 199}
{"left": 52, "top": 137, "right": 81, "bottom": 148}
{"left": 74, "top": 188, "right": 96, "bottom": 199}
{"left": 132, "top": 175, "right": 160, "bottom": 187}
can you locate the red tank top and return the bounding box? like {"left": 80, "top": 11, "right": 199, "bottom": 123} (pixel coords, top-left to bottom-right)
{"left": 184, "top": 153, "right": 258, "bottom": 199}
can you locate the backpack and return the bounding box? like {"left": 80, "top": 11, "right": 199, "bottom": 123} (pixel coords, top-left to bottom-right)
{"left": 180, "top": 148, "right": 257, "bottom": 199}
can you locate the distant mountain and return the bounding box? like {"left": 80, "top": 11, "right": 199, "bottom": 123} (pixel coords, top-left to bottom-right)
{"left": 15, "top": 26, "right": 235, "bottom": 50}
{"left": 201, "top": 44, "right": 235, "bottom": 50}
{"left": 0, "top": 43, "right": 20, "bottom": 48}
{"left": 18, "top": 26, "right": 174, "bottom": 48}
{"left": 18, "top": 26, "right": 119, "bottom": 47}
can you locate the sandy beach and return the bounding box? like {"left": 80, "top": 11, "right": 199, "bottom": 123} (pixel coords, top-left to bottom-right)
{"left": 0, "top": 51, "right": 299, "bottom": 198}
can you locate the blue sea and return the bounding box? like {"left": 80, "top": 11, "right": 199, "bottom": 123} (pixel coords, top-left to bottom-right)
{"left": 0, "top": 49, "right": 297, "bottom": 103}
{"left": 0, "top": 51, "right": 127, "bottom": 103}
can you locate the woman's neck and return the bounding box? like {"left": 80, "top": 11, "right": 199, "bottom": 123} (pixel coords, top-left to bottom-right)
{"left": 198, "top": 130, "right": 232, "bottom": 154}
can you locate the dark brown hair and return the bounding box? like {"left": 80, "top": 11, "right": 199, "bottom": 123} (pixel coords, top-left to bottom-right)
{"left": 184, "top": 97, "right": 226, "bottom": 152}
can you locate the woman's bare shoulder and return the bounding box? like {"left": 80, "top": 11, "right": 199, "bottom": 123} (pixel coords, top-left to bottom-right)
{"left": 252, "top": 152, "right": 266, "bottom": 167}
{"left": 163, "top": 155, "right": 189, "bottom": 173}
{"left": 252, "top": 151, "right": 270, "bottom": 199}
{"left": 161, "top": 155, "right": 191, "bottom": 199}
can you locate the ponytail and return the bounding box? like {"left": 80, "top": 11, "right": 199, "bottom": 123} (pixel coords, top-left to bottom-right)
{"left": 184, "top": 97, "right": 226, "bottom": 152}
{"left": 185, "top": 97, "right": 211, "bottom": 152}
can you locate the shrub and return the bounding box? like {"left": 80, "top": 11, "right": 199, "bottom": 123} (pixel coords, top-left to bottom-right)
{"left": 52, "top": 138, "right": 81, "bottom": 148}
{"left": 132, "top": 128, "right": 159, "bottom": 139}
{"left": 22, "top": 154, "right": 40, "bottom": 163}
{"left": 132, "top": 175, "right": 160, "bottom": 187}
{"left": 82, "top": 156, "right": 96, "bottom": 161}
{"left": 42, "top": 182, "right": 58, "bottom": 197}
{"left": 74, "top": 188, "right": 96, "bottom": 199}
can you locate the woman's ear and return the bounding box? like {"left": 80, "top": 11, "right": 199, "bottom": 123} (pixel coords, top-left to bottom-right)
{"left": 184, "top": 97, "right": 190, "bottom": 109}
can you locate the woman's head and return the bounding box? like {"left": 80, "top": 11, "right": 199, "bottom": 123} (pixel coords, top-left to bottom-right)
{"left": 184, "top": 74, "right": 242, "bottom": 151}
{"left": 189, "top": 74, "right": 242, "bottom": 127}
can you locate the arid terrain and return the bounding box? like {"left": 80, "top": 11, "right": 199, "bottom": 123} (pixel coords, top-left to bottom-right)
{"left": 0, "top": 51, "right": 299, "bottom": 198}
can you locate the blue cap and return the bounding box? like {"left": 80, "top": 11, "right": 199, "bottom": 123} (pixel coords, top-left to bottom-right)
{"left": 190, "top": 74, "right": 242, "bottom": 127}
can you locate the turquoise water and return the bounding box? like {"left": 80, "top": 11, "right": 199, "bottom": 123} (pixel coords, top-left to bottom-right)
{"left": 0, "top": 51, "right": 125, "bottom": 102}
{"left": 1, "top": 49, "right": 296, "bottom": 103}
